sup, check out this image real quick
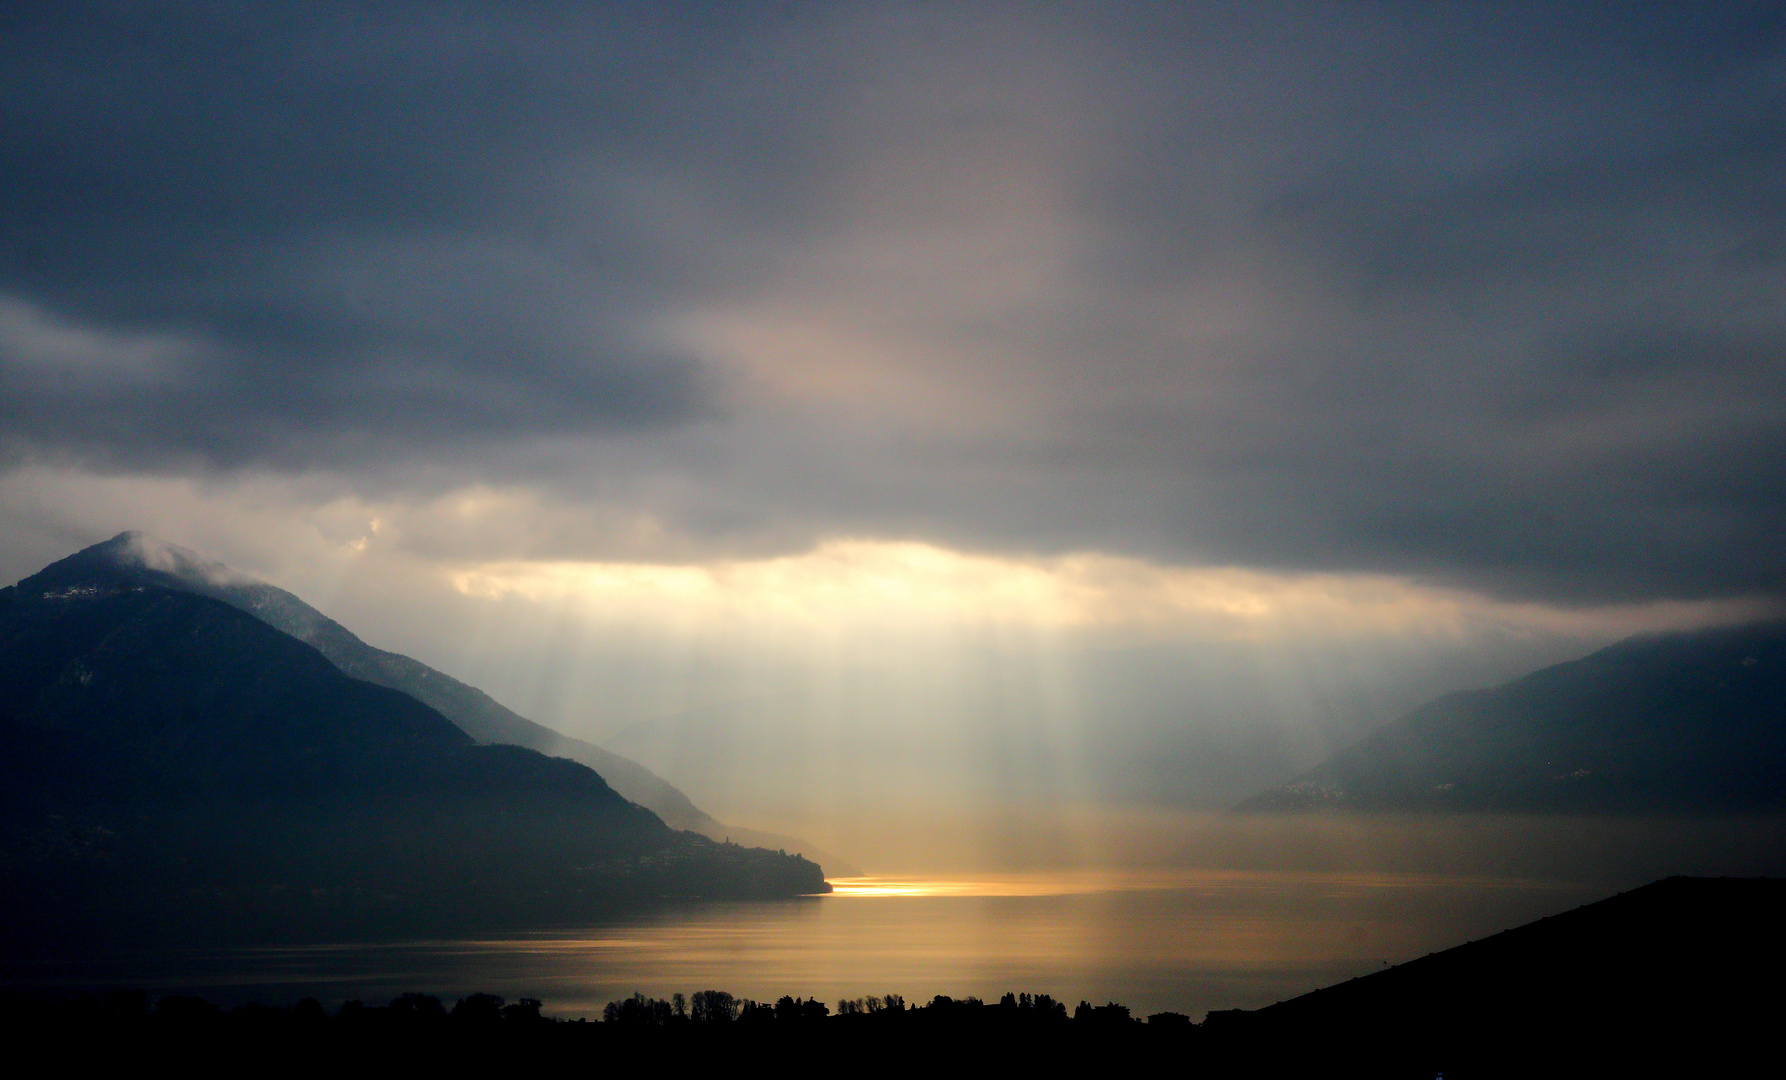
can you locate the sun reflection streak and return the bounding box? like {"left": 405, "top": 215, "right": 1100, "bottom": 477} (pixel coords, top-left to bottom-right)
{"left": 823, "top": 871, "right": 1181, "bottom": 898}
{"left": 827, "top": 879, "right": 972, "bottom": 897}
{"left": 823, "top": 868, "right": 1566, "bottom": 899}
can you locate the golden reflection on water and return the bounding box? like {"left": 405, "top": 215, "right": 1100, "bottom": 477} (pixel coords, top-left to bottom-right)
{"left": 18, "top": 816, "right": 1779, "bottom": 1018}
{"left": 23, "top": 868, "right": 1607, "bottom": 1020}
{"left": 828, "top": 878, "right": 963, "bottom": 897}
{"left": 824, "top": 868, "right": 1554, "bottom": 898}
{"left": 826, "top": 876, "right": 1095, "bottom": 897}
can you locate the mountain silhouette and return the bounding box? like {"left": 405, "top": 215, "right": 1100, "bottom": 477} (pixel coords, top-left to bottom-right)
{"left": 1241, "top": 621, "right": 1786, "bottom": 811}
{"left": 0, "top": 543, "right": 827, "bottom": 950}
{"left": 26, "top": 532, "right": 856, "bottom": 873}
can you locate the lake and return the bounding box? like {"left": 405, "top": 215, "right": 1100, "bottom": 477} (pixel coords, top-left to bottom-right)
{"left": 3, "top": 868, "right": 1606, "bottom": 1019}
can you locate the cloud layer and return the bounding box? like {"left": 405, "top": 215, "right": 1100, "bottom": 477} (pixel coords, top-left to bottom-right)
{"left": 2, "top": 3, "right": 1783, "bottom": 604}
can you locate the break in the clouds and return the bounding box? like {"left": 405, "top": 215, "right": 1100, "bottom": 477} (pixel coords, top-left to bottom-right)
{"left": 2, "top": 2, "right": 1783, "bottom": 604}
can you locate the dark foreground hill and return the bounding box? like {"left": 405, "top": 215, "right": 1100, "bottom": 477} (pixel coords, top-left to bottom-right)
{"left": 34, "top": 532, "right": 854, "bottom": 873}
{"left": 1243, "top": 621, "right": 1786, "bottom": 811}
{"left": 1204, "top": 875, "right": 1784, "bottom": 1072}
{"left": 0, "top": 561, "right": 826, "bottom": 952}
{"left": 3, "top": 878, "right": 1775, "bottom": 1076}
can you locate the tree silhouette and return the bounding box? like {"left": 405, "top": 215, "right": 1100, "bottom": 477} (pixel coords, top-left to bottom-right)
{"left": 690, "top": 990, "right": 737, "bottom": 1023}
{"left": 450, "top": 993, "right": 501, "bottom": 1026}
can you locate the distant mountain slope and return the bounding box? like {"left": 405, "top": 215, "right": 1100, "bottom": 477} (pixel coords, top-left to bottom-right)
{"left": 35, "top": 533, "right": 855, "bottom": 874}
{"left": 0, "top": 559, "right": 827, "bottom": 948}
{"left": 1241, "top": 621, "right": 1786, "bottom": 811}
{"left": 1204, "top": 877, "right": 1784, "bottom": 1070}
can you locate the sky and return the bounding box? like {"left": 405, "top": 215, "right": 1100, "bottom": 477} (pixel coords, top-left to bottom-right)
{"left": 1, "top": 3, "right": 1782, "bottom": 847}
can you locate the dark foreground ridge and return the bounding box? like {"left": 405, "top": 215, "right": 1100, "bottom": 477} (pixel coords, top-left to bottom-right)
{"left": 1205, "top": 874, "right": 1783, "bottom": 1071}
{"left": 4, "top": 878, "right": 1777, "bottom": 1075}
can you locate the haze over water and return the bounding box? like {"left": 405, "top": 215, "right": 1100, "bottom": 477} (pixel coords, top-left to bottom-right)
{"left": 15, "top": 814, "right": 1779, "bottom": 1019}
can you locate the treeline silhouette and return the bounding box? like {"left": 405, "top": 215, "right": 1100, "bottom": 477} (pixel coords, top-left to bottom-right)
{"left": 0, "top": 987, "right": 1204, "bottom": 1073}
{"left": 0, "top": 987, "right": 1183, "bottom": 1034}
{"left": 596, "top": 988, "right": 1171, "bottom": 1028}
{"left": 0, "top": 963, "right": 1761, "bottom": 1078}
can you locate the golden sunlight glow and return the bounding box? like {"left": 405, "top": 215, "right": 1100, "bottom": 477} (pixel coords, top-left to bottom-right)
{"left": 825, "top": 874, "right": 1127, "bottom": 898}
{"left": 827, "top": 878, "right": 986, "bottom": 897}
{"left": 824, "top": 868, "right": 1537, "bottom": 899}
{"left": 443, "top": 539, "right": 1762, "bottom": 642}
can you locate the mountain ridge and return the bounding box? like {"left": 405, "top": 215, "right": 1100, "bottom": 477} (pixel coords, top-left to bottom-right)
{"left": 1240, "top": 620, "right": 1786, "bottom": 812}
{"left": 0, "top": 559, "right": 828, "bottom": 949}
{"left": 39, "top": 532, "right": 857, "bottom": 874}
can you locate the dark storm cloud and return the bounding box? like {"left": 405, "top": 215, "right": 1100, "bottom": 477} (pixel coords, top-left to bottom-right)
{"left": 0, "top": 2, "right": 804, "bottom": 467}
{"left": 1, "top": 2, "right": 1783, "bottom": 603}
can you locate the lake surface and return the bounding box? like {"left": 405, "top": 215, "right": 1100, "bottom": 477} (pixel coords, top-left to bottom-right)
{"left": 5, "top": 869, "right": 1607, "bottom": 1018}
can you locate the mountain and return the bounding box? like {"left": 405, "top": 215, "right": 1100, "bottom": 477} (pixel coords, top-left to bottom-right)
{"left": 1241, "top": 621, "right": 1786, "bottom": 811}
{"left": 0, "top": 552, "right": 827, "bottom": 949}
{"left": 39, "top": 532, "right": 856, "bottom": 874}
{"left": 1203, "top": 876, "right": 1783, "bottom": 1071}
